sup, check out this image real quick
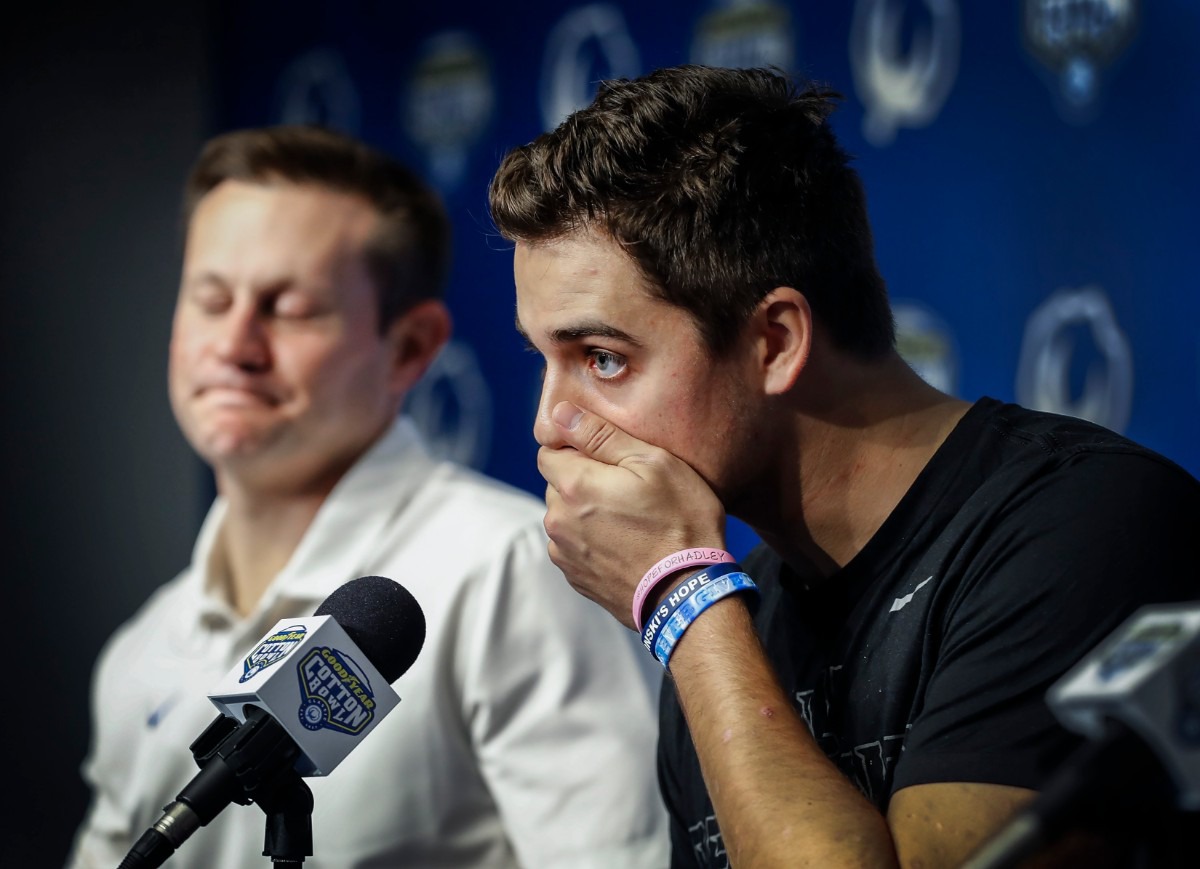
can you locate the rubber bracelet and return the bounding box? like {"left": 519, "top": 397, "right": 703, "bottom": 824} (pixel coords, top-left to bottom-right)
{"left": 654, "top": 572, "right": 759, "bottom": 668}
{"left": 641, "top": 562, "right": 744, "bottom": 655}
{"left": 632, "top": 547, "right": 736, "bottom": 631}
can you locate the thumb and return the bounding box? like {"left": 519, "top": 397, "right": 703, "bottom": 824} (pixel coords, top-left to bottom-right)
{"left": 552, "top": 401, "right": 652, "bottom": 468}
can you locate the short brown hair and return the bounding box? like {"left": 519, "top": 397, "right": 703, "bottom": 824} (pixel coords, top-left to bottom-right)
{"left": 185, "top": 125, "right": 450, "bottom": 330}
{"left": 489, "top": 65, "right": 893, "bottom": 357}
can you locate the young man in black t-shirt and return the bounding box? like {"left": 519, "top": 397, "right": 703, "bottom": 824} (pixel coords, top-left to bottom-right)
{"left": 489, "top": 65, "right": 1200, "bottom": 868}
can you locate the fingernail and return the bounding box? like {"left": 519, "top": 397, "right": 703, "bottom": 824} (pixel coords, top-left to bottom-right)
{"left": 553, "top": 401, "right": 583, "bottom": 430}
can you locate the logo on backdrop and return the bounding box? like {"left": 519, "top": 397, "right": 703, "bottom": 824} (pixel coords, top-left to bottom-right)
{"left": 405, "top": 339, "right": 493, "bottom": 470}
{"left": 850, "top": 0, "right": 961, "bottom": 147}
{"left": 241, "top": 625, "right": 308, "bottom": 683}
{"left": 1022, "top": 0, "right": 1139, "bottom": 122}
{"left": 893, "top": 300, "right": 959, "bottom": 395}
{"left": 296, "top": 646, "right": 377, "bottom": 734}
{"left": 690, "top": 0, "right": 795, "bottom": 71}
{"left": 402, "top": 31, "right": 495, "bottom": 192}
{"left": 1016, "top": 285, "right": 1134, "bottom": 433}
{"left": 275, "top": 47, "right": 361, "bottom": 134}
{"left": 540, "top": 4, "right": 641, "bottom": 131}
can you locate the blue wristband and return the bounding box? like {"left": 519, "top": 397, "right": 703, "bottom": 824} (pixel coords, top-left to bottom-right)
{"left": 654, "top": 571, "right": 759, "bottom": 668}
{"left": 640, "top": 562, "right": 744, "bottom": 655}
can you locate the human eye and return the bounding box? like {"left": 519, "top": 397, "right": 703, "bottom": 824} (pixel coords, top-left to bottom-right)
{"left": 587, "top": 348, "right": 627, "bottom": 380}
{"left": 188, "top": 281, "right": 231, "bottom": 315}
{"left": 271, "top": 290, "right": 323, "bottom": 320}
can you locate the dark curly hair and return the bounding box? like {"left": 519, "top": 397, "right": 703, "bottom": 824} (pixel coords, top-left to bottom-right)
{"left": 489, "top": 65, "right": 893, "bottom": 357}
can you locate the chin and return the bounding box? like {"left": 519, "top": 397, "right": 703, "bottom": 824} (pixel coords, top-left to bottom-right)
{"left": 193, "top": 425, "right": 277, "bottom": 463}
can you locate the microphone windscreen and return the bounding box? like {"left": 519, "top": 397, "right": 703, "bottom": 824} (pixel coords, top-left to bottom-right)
{"left": 315, "top": 576, "right": 425, "bottom": 683}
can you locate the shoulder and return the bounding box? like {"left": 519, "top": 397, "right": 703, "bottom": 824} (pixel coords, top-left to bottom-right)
{"left": 953, "top": 401, "right": 1198, "bottom": 540}
{"left": 95, "top": 572, "right": 195, "bottom": 668}
{"left": 415, "top": 462, "right": 547, "bottom": 533}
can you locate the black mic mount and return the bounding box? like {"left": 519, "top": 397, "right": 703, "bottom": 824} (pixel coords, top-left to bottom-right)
{"left": 118, "top": 707, "right": 312, "bottom": 868}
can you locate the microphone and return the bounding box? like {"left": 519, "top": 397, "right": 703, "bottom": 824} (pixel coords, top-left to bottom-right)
{"left": 962, "top": 602, "right": 1200, "bottom": 869}
{"left": 118, "top": 576, "right": 426, "bottom": 869}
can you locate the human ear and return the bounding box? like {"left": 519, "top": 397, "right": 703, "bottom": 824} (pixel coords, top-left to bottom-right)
{"left": 386, "top": 300, "right": 452, "bottom": 396}
{"left": 752, "top": 287, "right": 811, "bottom": 395}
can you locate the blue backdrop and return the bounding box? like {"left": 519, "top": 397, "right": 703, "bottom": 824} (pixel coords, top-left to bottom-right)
{"left": 212, "top": 1, "right": 1199, "bottom": 554}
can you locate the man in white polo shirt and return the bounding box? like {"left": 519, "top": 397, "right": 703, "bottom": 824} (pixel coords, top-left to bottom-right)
{"left": 69, "top": 125, "right": 667, "bottom": 868}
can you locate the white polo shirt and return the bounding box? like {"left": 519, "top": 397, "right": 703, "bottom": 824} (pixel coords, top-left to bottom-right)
{"left": 70, "top": 417, "right": 668, "bottom": 868}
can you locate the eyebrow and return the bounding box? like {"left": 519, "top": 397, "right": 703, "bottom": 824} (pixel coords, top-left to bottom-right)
{"left": 514, "top": 315, "right": 643, "bottom": 350}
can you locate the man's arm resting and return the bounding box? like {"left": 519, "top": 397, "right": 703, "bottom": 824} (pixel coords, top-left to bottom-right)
{"left": 668, "top": 597, "right": 1045, "bottom": 869}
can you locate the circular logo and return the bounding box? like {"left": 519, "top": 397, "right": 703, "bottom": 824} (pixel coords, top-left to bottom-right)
{"left": 1016, "top": 285, "right": 1133, "bottom": 433}
{"left": 539, "top": 4, "right": 642, "bottom": 131}
{"left": 300, "top": 698, "right": 328, "bottom": 731}
{"left": 690, "top": 0, "right": 794, "bottom": 71}
{"left": 275, "top": 47, "right": 361, "bottom": 134}
{"left": 851, "top": 0, "right": 961, "bottom": 147}
{"left": 402, "top": 31, "right": 494, "bottom": 190}
{"left": 404, "top": 340, "right": 494, "bottom": 469}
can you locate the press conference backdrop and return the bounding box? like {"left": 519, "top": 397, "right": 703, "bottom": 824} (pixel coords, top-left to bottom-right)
{"left": 213, "top": 0, "right": 1199, "bottom": 554}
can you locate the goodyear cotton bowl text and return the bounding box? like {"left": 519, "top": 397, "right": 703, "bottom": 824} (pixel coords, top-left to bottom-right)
{"left": 296, "top": 646, "right": 377, "bottom": 734}
{"left": 240, "top": 625, "right": 308, "bottom": 683}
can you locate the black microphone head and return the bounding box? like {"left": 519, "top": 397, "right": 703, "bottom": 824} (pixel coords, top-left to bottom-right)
{"left": 315, "top": 576, "right": 425, "bottom": 683}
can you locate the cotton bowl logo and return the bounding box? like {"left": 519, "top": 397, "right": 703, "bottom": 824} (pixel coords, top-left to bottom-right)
{"left": 296, "top": 646, "right": 378, "bottom": 735}
{"left": 1023, "top": 0, "right": 1139, "bottom": 121}
{"left": 403, "top": 31, "right": 494, "bottom": 191}
{"left": 240, "top": 625, "right": 307, "bottom": 684}
{"left": 690, "top": 0, "right": 794, "bottom": 72}
{"left": 1097, "top": 622, "right": 1182, "bottom": 683}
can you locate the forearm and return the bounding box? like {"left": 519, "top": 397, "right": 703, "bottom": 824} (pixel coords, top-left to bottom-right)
{"left": 668, "top": 597, "right": 899, "bottom": 869}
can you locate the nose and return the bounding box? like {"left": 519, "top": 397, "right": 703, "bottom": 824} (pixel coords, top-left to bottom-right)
{"left": 533, "top": 368, "right": 569, "bottom": 449}
{"left": 215, "top": 302, "right": 270, "bottom": 371}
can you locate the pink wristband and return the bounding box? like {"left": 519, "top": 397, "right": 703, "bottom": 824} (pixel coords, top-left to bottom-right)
{"left": 632, "top": 547, "right": 736, "bottom": 631}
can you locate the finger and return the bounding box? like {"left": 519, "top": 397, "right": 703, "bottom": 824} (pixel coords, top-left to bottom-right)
{"left": 551, "top": 401, "right": 656, "bottom": 469}
{"left": 537, "top": 443, "right": 587, "bottom": 491}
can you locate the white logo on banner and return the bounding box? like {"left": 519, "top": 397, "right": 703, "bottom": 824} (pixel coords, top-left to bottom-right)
{"left": 1022, "top": 0, "right": 1139, "bottom": 121}
{"left": 1016, "top": 286, "right": 1134, "bottom": 433}
{"left": 275, "top": 48, "right": 361, "bottom": 134}
{"left": 850, "top": 0, "right": 960, "bottom": 147}
{"left": 540, "top": 4, "right": 641, "bottom": 131}
{"left": 403, "top": 32, "right": 495, "bottom": 191}
{"left": 690, "top": 0, "right": 795, "bottom": 71}
{"left": 405, "top": 340, "right": 493, "bottom": 469}
{"left": 893, "top": 300, "right": 959, "bottom": 395}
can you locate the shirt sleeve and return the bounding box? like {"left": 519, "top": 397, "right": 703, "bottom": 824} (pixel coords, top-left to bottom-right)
{"left": 892, "top": 451, "right": 1200, "bottom": 793}
{"left": 457, "top": 522, "right": 671, "bottom": 869}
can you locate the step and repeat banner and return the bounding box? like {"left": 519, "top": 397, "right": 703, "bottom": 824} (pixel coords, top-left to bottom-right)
{"left": 212, "top": 0, "right": 1199, "bottom": 552}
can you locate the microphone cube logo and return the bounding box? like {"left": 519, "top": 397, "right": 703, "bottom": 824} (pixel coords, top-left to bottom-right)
{"left": 296, "top": 647, "right": 378, "bottom": 735}
{"left": 239, "top": 625, "right": 308, "bottom": 683}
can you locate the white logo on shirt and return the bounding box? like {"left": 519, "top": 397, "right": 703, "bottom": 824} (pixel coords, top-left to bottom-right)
{"left": 890, "top": 576, "right": 933, "bottom": 613}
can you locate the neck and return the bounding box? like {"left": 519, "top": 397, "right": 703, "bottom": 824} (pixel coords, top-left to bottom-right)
{"left": 210, "top": 478, "right": 330, "bottom": 617}
{"left": 735, "top": 349, "right": 969, "bottom": 578}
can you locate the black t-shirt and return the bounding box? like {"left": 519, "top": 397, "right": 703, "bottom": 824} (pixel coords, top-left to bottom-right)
{"left": 658, "top": 398, "right": 1200, "bottom": 868}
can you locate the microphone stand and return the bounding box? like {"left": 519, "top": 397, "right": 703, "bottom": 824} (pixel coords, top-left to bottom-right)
{"left": 117, "top": 707, "right": 313, "bottom": 868}
{"left": 188, "top": 706, "right": 314, "bottom": 865}
{"left": 256, "top": 769, "right": 313, "bottom": 866}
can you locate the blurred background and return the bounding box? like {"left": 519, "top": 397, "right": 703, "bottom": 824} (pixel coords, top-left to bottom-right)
{"left": 4, "top": 1, "right": 1197, "bottom": 865}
